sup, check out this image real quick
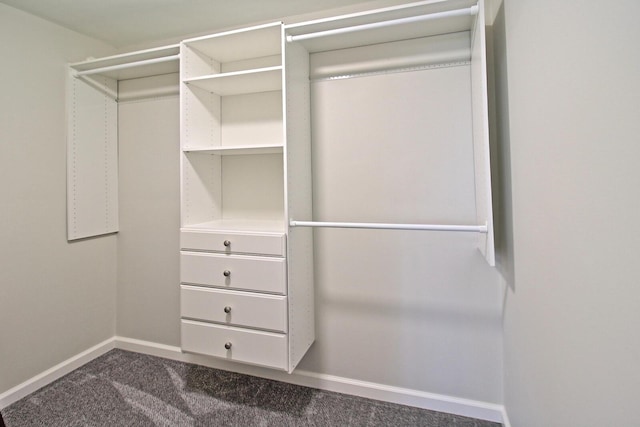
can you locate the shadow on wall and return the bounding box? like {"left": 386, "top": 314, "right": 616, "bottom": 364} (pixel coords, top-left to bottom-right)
{"left": 316, "top": 291, "right": 502, "bottom": 329}
{"left": 489, "top": 2, "right": 516, "bottom": 292}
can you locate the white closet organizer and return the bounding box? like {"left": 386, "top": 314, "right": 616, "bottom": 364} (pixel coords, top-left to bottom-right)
{"left": 67, "top": 45, "right": 179, "bottom": 240}
{"left": 179, "top": 22, "right": 315, "bottom": 372}
{"left": 68, "top": 0, "right": 495, "bottom": 375}
{"left": 285, "top": 0, "right": 496, "bottom": 266}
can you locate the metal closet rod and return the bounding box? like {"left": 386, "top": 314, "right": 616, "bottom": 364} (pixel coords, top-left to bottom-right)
{"left": 286, "top": 4, "right": 478, "bottom": 43}
{"left": 73, "top": 54, "right": 180, "bottom": 77}
{"left": 75, "top": 75, "right": 118, "bottom": 101}
{"left": 289, "top": 220, "right": 488, "bottom": 233}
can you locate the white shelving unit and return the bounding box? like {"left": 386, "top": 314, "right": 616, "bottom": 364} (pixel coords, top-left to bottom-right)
{"left": 179, "top": 22, "right": 315, "bottom": 373}
{"left": 69, "top": 0, "right": 496, "bottom": 375}
{"left": 180, "top": 23, "right": 286, "bottom": 235}
{"left": 184, "top": 66, "right": 282, "bottom": 96}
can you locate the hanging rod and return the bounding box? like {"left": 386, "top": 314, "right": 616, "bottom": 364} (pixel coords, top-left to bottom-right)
{"left": 75, "top": 75, "right": 118, "bottom": 101}
{"left": 73, "top": 54, "right": 180, "bottom": 77}
{"left": 286, "top": 5, "right": 478, "bottom": 43}
{"left": 289, "top": 220, "right": 487, "bottom": 233}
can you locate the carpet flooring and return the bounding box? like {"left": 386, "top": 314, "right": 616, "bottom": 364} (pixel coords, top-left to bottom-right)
{"left": 2, "top": 349, "right": 502, "bottom": 426}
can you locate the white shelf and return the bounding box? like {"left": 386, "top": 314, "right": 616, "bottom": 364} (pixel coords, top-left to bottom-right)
{"left": 182, "top": 219, "right": 286, "bottom": 234}
{"left": 285, "top": 0, "right": 476, "bottom": 53}
{"left": 70, "top": 44, "right": 180, "bottom": 80}
{"left": 183, "top": 144, "right": 283, "bottom": 155}
{"left": 183, "top": 22, "right": 282, "bottom": 65}
{"left": 184, "top": 66, "right": 282, "bottom": 96}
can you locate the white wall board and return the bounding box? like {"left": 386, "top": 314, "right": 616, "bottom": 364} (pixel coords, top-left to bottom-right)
{"left": 67, "top": 74, "right": 118, "bottom": 240}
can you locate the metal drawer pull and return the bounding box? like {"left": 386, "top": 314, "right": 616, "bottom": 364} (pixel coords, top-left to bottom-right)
{"left": 223, "top": 306, "right": 232, "bottom": 314}
{"left": 224, "top": 342, "right": 232, "bottom": 350}
{"left": 223, "top": 240, "right": 231, "bottom": 247}
{"left": 223, "top": 270, "right": 231, "bottom": 277}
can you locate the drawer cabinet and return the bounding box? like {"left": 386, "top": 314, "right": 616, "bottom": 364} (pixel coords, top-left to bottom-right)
{"left": 181, "top": 285, "right": 287, "bottom": 332}
{"left": 179, "top": 22, "right": 314, "bottom": 373}
{"left": 180, "top": 230, "right": 286, "bottom": 256}
{"left": 181, "top": 319, "right": 288, "bottom": 371}
{"left": 179, "top": 229, "right": 292, "bottom": 370}
{"left": 180, "top": 251, "right": 286, "bottom": 294}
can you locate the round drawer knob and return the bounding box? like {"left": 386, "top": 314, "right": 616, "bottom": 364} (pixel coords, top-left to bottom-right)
{"left": 223, "top": 270, "right": 231, "bottom": 277}
{"left": 223, "top": 240, "right": 231, "bottom": 247}
{"left": 224, "top": 342, "right": 232, "bottom": 350}
{"left": 223, "top": 306, "right": 232, "bottom": 314}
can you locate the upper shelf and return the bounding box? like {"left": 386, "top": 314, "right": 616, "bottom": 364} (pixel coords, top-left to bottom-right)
{"left": 70, "top": 44, "right": 180, "bottom": 80}
{"left": 184, "top": 66, "right": 282, "bottom": 96}
{"left": 285, "top": 0, "right": 477, "bottom": 53}
{"left": 182, "top": 22, "right": 282, "bottom": 65}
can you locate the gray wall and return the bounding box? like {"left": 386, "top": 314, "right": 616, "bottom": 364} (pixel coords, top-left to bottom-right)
{"left": 116, "top": 78, "right": 181, "bottom": 345}
{"left": 5, "top": 0, "right": 640, "bottom": 421}
{"left": 302, "top": 58, "right": 503, "bottom": 402}
{"left": 0, "top": 4, "right": 116, "bottom": 393}
{"left": 499, "top": 0, "right": 640, "bottom": 425}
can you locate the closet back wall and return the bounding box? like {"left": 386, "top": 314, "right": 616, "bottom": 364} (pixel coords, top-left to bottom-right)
{"left": 297, "top": 43, "right": 503, "bottom": 403}
{"left": 0, "top": 3, "right": 116, "bottom": 394}
{"left": 116, "top": 74, "right": 180, "bottom": 344}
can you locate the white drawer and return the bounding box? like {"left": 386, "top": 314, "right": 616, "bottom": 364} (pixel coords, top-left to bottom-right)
{"left": 181, "top": 320, "right": 287, "bottom": 370}
{"left": 180, "top": 230, "right": 285, "bottom": 256}
{"left": 181, "top": 251, "right": 286, "bottom": 294}
{"left": 181, "top": 285, "right": 287, "bottom": 332}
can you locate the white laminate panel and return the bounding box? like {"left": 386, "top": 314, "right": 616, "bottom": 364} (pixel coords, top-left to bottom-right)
{"left": 67, "top": 73, "right": 118, "bottom": 240}
{"left": 221, "top": 154, "right": 285, "bottom": 223}
{"left": 470, "top": 0, "right": 495, "bottom": 266}
{"left": 283, "top": 39, "right": 316, "bottom": 372}
{"left": 180, "top": 230, "right": 285, "bottom": 255}
{"left": 181, "top": 320, "right": 288, "bottom": 370}
{"left": 181, "top": 252, "right": 286, "bottom": 294}
{"left": 182, "top": 23, "right": 281, "bottom": 71}
{"left": 220, "top": 91, "right": 283, "bottom": 149}
{"left": 181, "top": 285, "right": 287, "bottom": 332}
{"left": 184, "top": 67, "right": 282, "bottom": 96}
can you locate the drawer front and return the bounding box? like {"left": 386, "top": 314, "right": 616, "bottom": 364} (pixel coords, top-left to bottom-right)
{"left": 181, "top": 320, "right": 287, "bottom": 370}
{"left": 181, "top": 285, "right": 287, "bottom": 332}
{"left": 181, "top": 230, "right": 285, "bottom": 256}
{"left": 181, "top": 252, "right": 286, "bottom": 294}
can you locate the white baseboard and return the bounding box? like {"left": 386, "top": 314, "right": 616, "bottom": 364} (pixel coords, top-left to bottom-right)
{"left": 0, "top": 337, "right": 116, "bottom": 409}
{"left": 1, "top": 336, "right": 507, "bottom": 425}
{"left": 115, "top": 336, "right": 505, "bottom": 424}
{"left": 501, "top": 407, "right": 512, "bottom": 427}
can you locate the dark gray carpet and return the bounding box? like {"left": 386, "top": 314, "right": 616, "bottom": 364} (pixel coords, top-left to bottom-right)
{"left": 2, "top": 349, "right": 501, "bottom": 426}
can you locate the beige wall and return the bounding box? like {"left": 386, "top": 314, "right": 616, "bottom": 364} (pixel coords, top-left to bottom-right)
{"left": 500, "top": 0, "right": 640, "bottom": 425}
{"left": 0, "top": 4, "right": 116, "bottom": 393}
